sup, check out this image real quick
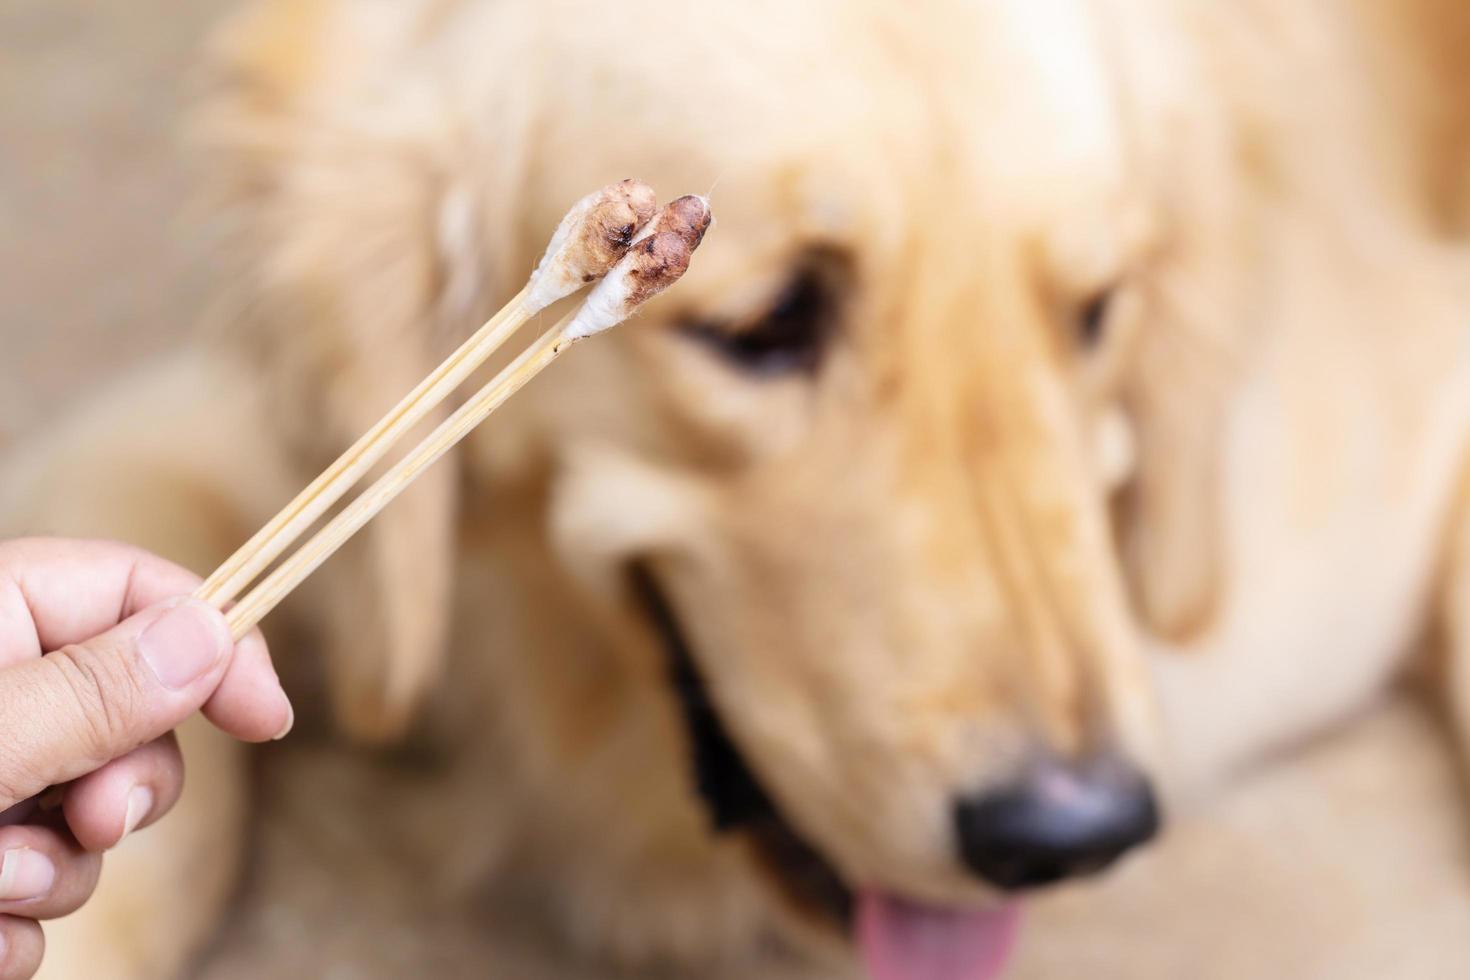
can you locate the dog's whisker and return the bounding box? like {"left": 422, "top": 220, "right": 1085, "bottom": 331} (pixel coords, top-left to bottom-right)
{"left": 197, "top": 179, "right": 660, "bottom": 611}
{"left": 220, "top": 194, "right": 711, "bottom": 640}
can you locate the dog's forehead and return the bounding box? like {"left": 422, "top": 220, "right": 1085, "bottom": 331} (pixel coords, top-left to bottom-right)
{"left": 523, "top": 0, "right": 1137, "bottom": 290}
{"left": 969, "top": 0, "right": 1130, "bottom": 182}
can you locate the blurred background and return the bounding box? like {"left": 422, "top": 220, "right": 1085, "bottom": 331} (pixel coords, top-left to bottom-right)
{"left": 4, "top": 2, "right": 1470, "bottom": 979}
{"left": 0, "top": 0, "right": 226, "bottom": 435}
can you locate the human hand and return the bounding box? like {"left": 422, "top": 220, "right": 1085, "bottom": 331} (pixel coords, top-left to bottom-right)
{"left": 0, "top": 537, "right": 291, "bottom": 978}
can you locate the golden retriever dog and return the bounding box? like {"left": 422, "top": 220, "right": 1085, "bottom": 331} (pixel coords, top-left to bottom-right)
{"left": 3, "top": 0, "right": 1469, "bottom": 977}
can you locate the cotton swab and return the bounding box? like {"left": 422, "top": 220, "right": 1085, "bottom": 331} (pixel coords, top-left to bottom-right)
{"left": 195, "top": 179, "right": 658, "bottom": 608}
{"left": 220, "top": 197, "right": 710, "bottom": 639}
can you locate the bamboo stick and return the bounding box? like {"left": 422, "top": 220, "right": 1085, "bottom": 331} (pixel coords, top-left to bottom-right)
{"left": 216, "top": 200, "right": 708, "bottom": 639}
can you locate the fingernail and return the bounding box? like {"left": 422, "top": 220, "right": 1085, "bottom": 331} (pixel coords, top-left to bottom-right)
{"left": 138, "top": 600, "right": 228, "bottom": 690}
{"left": 0, "top": 848, "right": 55, "bottom": 901}
{"left": 272, "top": 698, "right": 295, "bottom": 741}
{"left": 122, "top": 785, "right": 154, "bottom": 839}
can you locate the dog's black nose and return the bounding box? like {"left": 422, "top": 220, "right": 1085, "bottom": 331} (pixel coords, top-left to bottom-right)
{"left": 953, "top": 755, "right": 1158, "bottom": 891}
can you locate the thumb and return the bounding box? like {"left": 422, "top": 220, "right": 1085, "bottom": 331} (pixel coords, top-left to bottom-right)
{"left": 0, "top": 599, "right": 233, "bottom": 809}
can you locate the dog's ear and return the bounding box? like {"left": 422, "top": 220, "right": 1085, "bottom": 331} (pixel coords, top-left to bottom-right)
{"left": 1095, "top": 3, "right": 1232, "bottom": 644}
{"left": 195, "top": 0, "right": 535, "bottom": 739}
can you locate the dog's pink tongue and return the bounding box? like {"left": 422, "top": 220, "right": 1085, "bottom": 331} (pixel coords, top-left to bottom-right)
{"left": 856, "top": 891, "right": 1021, "bottom": 980}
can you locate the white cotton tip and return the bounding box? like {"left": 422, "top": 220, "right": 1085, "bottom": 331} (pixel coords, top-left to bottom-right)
{"left": 525, "top": 179, "right": 658, "bottom": 314}
{"left": 564, "top": 231, "right": 695, "bottom": 340}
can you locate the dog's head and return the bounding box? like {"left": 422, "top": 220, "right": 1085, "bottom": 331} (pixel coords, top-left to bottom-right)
{"left": 208, "top": 0, "right": 1237, "bottom": 974}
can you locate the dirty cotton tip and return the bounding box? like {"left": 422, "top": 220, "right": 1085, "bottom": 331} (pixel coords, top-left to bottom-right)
{"left": 525, "top": 178, "right": 659, "bottom": 314}
{"left": 563, "top": 230, "right": 698, "bottom": 341}
{"left": 632, "top": 195, "right": 713, "bottom": 249}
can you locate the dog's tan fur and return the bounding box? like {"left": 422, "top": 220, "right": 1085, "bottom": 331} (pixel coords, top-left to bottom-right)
{"left": 4, "top": 0, "right": 1470, "bottom": 976}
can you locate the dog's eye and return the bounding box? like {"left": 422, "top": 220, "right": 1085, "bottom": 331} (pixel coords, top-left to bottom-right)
{"left": 682, "top": 270, "right": 835, "bottom": 375}
{"left": 1078, "top": 289, "right": 1113, "bottom": 349}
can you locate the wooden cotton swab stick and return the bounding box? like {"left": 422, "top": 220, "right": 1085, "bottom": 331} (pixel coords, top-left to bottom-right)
{"left": 224, "top": 207, "right": 710, "bottom": 641}
{"left": 195, "top": 178, "right": 658, "bottom": 609}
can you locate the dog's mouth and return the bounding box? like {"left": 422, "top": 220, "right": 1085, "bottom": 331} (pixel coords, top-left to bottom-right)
{"left": 628, "top": 563, "right": 852, "bottom": 925}
{"left": 629, "top": 564, "right": 1022, "bottom": 980}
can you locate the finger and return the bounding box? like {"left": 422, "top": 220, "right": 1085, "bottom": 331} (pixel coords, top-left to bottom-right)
{"left": 0, "top": 916, "right": 43, "bottom": 980}
{"left": 0, "top": 538, "right": 292, "bottom": 745}
{"left": 0, "top": 804, "right": 36, "bottom": 831}
{"left": 61, "top": 734, "right": 182, "bottom": 852}
{"left": 202, "top": 626, "right": 293, "bottom": 743}
{"left": 0, "top": 538, "right": 202, "bottom": 667}
{"left": 0, "top": 600, "right": 231, "bottom": 809}
{"left": 0, "top": 825, "right": 101, "bottom": 920}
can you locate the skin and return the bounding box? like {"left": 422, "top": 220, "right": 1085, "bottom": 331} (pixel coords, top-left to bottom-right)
{"left": 0, "top": 538, "right": 288, "bottom": 979}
